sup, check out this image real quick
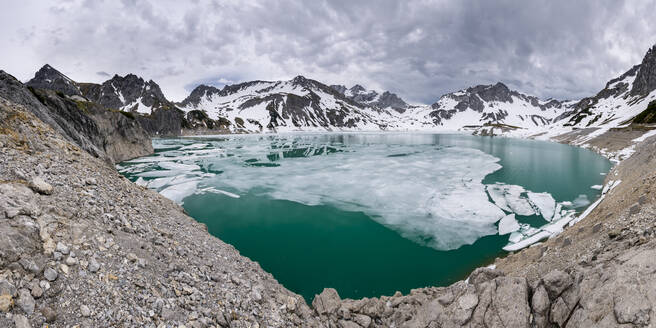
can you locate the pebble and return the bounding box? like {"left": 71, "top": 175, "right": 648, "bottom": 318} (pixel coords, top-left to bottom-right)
{"left": 80, "top": 304, "right": 91, "bottom": 317}
{"left": 39, "top": 281, "right": 50, "bottom": 291}
{"left": 13, "top": 314, "right": 31, "bottom": 328}
{"left": 30, "top": 285, "right": 43, "bottom": 299}
{"left": 44, "top": 268, "right": 58, "bottom": 282}
{"left": 56, "top": 242, "right": 70, "bottom": 255}
{"left": 88, "top": 258, "right": 101, "bottom": 273}
{"left": 16, "top": 289, "right": 35, "bottom": 315}
{"left": 41, "top": 306, "right": 57, "bottom": 323}
{"left": 65, "top": 256, "right": 78, "bottom": 266}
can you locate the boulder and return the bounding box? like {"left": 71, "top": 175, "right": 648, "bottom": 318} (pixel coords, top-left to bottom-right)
{"left": 542, "top": 270, "right": 572, "bottom": 300}
{"left": 312, "top": 288, "right": 341, "bottom": 315}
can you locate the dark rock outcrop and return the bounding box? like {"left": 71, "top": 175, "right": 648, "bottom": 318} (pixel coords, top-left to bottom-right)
{"left": 26, "top": 64, "right": 82, "bottom": 97}
{"left": 631, "top": 45, "right": 656, "bottom": 97}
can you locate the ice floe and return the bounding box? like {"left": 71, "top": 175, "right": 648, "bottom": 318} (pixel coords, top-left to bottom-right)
{"left": 498, "top": 214, "right": 520, "bottom": 235}
{"left": 527, "top": 192, "right": 556, "bottom": 221}
{"left": 486, "top": 184, "right": 536, "bottom": 216}
{"left": 160, "top": 180, "right": 199, "bottom": 204}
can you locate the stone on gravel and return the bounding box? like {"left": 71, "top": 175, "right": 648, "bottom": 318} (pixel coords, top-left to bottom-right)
{"left": 41, "top": 306, "right": 57, "bottom": 323}
{"left": 88, "top": 257, "right": 100, "bottom": 273}
{"left": 0, "top": 294, "right": 12, "bottom": 312}
{"left": 29, "top": 177, "right": 53, "bottom": 195}
{"left": 55, "top": 242, "right": 69, "bottom": 255}
{"left": 0, "top": 280, "right": 16, "bottom": 297}
{"left": 43, "top": 267, "right": 58, "bottom": 282}
{"left": 80, "top": 304, "right": 91, "bottom": 317}
{"left": 16, "top": 289, "right": 35, "bottom": 315}
{"left": 13, "top": 314, "right": 31, "bottom": 328}
{"left": 30, "top": 285, "right": 43, "bottom": 299}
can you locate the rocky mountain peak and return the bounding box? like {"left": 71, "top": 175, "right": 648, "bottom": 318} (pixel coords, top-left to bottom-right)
{"left": 630, "top": 44, "right": 656, "bottom": 96}
{"left": 26, "top": 64, "right": 81, "bottom": 96}
{"left": 350, "top": 84, "right": 366, "bottom": 93}
{"left": 179, "top": 84, "right": 221, "bottom": 107}
{"left": 329, "top": 85, "right": 348, "bottom": 95}
{"left": 291, "top": 75, "right": 310, "bottom": 85}
{"left": 78, "top": 73, "right": 171, "bottom": 114}
{"left": 377, "top": 91, "right": 408, "bottom": 112}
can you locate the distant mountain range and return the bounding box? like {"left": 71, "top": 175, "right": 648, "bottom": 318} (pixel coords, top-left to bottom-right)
{"left": 13, "top": 45, "right": 656, "bottom": 140}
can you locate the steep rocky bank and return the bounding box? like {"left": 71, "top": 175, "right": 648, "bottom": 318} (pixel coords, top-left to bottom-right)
{"left": 1, "top": 92, "right": 656, "bottom": 327}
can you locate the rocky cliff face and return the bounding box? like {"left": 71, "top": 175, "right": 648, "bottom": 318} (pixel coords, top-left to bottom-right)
{"left": 630, "top": 45, "right": 656, "bottom": 97}
{"left": 4, "top": 69, "right": 153, "bottom": 163}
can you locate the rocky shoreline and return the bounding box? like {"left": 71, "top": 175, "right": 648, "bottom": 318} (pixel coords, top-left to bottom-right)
{"left": 2, "top": 91, "right": 656, "bottom": 328}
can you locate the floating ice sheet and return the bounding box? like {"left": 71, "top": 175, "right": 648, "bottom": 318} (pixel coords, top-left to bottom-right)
{"left": 486, "top": 184, "right": 536, "bottom": 216}
{"left": 160, "top": 180, "right": 199, "bottom": 204}
{"left": 498, "top": 214, "right": 520, "bottom": 235}
{"left": 527, "top": 192, "right": 556, "bottom": 221}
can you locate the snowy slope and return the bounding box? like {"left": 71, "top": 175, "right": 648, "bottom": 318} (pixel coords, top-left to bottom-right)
{"left": 179, "top": 76, "right": 401, "bottom": 132}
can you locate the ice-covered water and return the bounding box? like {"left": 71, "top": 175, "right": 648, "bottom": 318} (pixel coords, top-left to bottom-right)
{"left": 118, "top": 133, "right": 610, "bottom": 251}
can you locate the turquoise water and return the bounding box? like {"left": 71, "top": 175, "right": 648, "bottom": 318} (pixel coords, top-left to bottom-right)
{"left": 117, "top": 133, "right": 611, "bottom": 302}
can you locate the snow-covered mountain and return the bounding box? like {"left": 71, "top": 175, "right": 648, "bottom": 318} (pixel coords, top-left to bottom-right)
{"left": 411, "top": 82, "right": 570, "bottom": 134}
{"left": 179, "top": 75, "right": 572, "bottom": 133}
{"left": 179, "top": 76, "right": 401, "bottom": 132}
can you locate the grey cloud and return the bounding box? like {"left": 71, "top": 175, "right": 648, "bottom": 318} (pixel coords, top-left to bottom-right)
{"left": 2, "top": 0, "right": 655, "bottom": 103}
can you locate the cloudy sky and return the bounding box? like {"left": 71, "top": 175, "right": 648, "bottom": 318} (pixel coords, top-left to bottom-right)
{"left": 1, "top": 0, "right": 655, "bottom": 104}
